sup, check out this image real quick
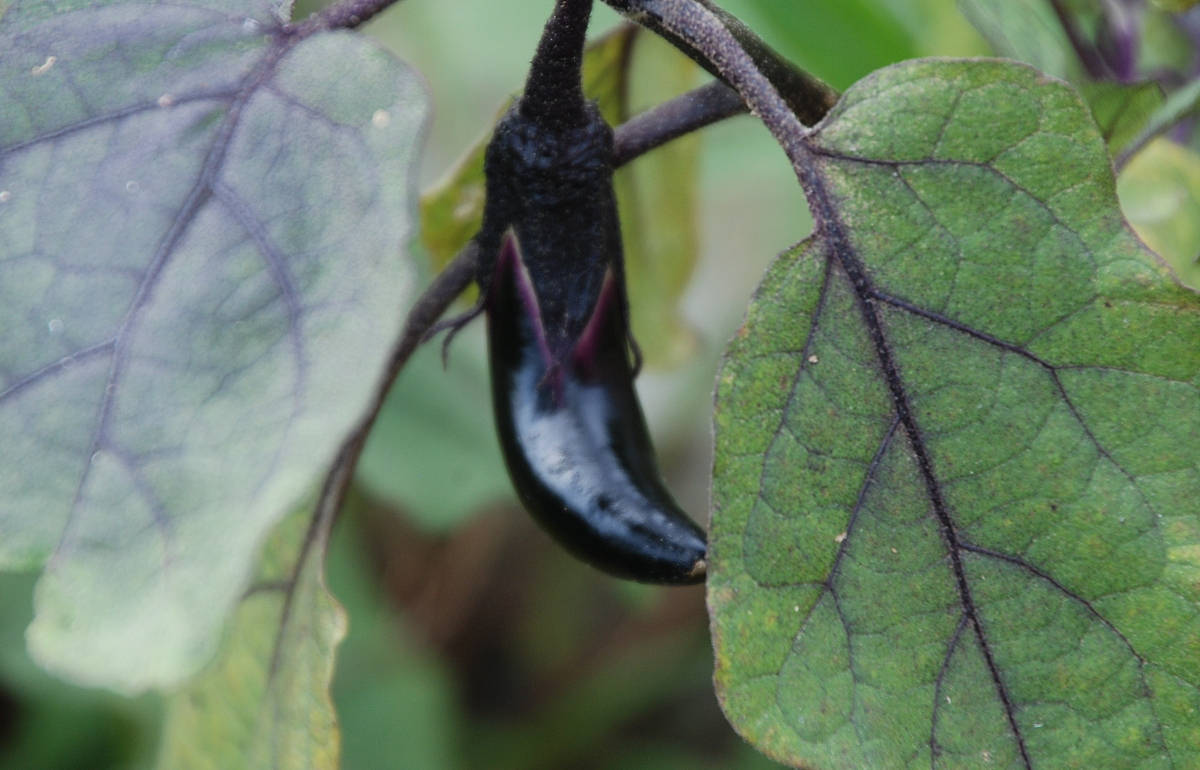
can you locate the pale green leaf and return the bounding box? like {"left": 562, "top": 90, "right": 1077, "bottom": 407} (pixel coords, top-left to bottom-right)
{"left": 0, "top": 0, "right": 427, "bottom": 691}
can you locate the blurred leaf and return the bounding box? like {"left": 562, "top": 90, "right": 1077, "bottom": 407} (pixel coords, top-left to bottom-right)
{"left": 470, "top": 630, "right": 712, "bottom": 770}
{"left": 1081, "top": 80, "right": 1165, "bottom": 155}
{"left": 1151, "top": 0, "right": 1200, "bottom": 10}
{"left": 356, "top": 323, "right": 511, "bottom": 532}
{"left": 158, "top": 505, "right": 344, "bottom": 770}
{"left": 1119, "top": 138, "right": 1200, "bottom": 290}
{"left": 1117, "top": 76, "right": 1200, "bottom": 167}
{"left": 615, "top": 33, "right": 702, "bottom": 368}
{"left": 958, "top": 0, "right": 1082, "bottom": 79}
{"left": 606, "top": 743, "right": 784, "bottom": 770}
{"left": 0, "top": 571, "right": 160, "bottom": 770}
{"left": 0, "top": 1, "right": 426, "bottom": 691}
{"left": 711, "top": 60, "right": 1200, "bottom": 768}
{"left": 326, "top": 510, "right": 459, "bottom": 770}
{"left": 721, "top": 0, "right": 919, "bottom": 90}
{"left": 328, "top": 506, "right": 458, "bottom": 762}
{"left": 873, "top": 0, "right": 988, "bottom": 57}
{"left": 583, "top": 24, "right": 638, "bottom": 124}
{"left": 419, "top": 122, "right": 495, "bottom": 275}
{"left": 1141, "top": 5, "right": 1198, "bottom": 74}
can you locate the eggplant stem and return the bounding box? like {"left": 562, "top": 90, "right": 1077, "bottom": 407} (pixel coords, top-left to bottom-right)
{"left": 600, "top": 0, "right": 837, "bottom": 126}
{"left": 307, "top": 239, "right": 480, "bottom": 541}
{"left": 613, "top": 80, "right": 746, "bottom": 166}
{"left": 521, "top": 0, "right": 595, "bottom": 129}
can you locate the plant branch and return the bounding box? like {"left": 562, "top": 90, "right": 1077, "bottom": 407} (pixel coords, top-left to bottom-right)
{"left": 605, "top": 0, "right": 810, "bottom": 166}
{"left": 309, "top": 240, "right": 479, "bottom": 535}
{"left": 612, "top": 80, "right": 745, "bottom": 166}
{"left": 601, "top": 0, "right": 837, "bottom": 126}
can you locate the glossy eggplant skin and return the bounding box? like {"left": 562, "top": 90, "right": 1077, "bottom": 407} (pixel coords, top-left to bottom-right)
{"left": 472, "top": 0, "right": 707, "bottom": 584}
{"left": 487, "top": 235, "right": 707, "bottom": 584}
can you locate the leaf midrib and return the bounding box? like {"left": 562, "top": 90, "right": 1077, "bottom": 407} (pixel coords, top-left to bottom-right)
{"left": 790, "top": 132, "right": 1179, "bottom": 766}
{"left": 798, "top": 140, "right": 1034, "bottom": 768}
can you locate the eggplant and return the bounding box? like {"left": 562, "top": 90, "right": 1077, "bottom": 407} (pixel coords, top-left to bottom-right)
{"left": 473, "top": 0, "right": 707, "bottom": 584}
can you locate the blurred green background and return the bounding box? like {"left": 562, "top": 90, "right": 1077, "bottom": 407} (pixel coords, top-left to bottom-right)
{"left": 4, "top": 0, "right": 1198, "bottom": 768}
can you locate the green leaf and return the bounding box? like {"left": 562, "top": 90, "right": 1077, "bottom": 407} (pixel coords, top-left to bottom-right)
{"left": 960, "top": 0, "right": 1169, "bottom": 161}
{"left": 158, "top": 504, "right": 344, "bottom": 770}
{"left": 721, "top": 0, "right": 921, "bottom": 90}
{"left": 1117, "top": 76, "right": 1200, "bottom": 168}
{"left": 614, "top": 32, "right": 702, "bottom": 368}
{"left": 1080, "top": 81, "right": 1165, "bottom": 155}
{"left": 1151, "top": 0, "right": 1200, "bottom": 11}
{"left": 327, "top": 511, "right": 460, "bottom": 770}
{"left": 1119, "top": 138, "right": 1200, "bottom": 290}
{"left": 958, "top": 0, "right": 1083, "bottom": 81}
{"left": 355, "top": 323, "right": 512, "bottom": 532}
{"left": 419, "top": 120, "right": 495, "bottom": 276}
{"left": 1139, "top": 8, "right": 1197, "bottom": 77}
{"left": 711, "top": 59, "right": 1200, "bottom": 769}
{"left": 0, "top": 1, "right": 427, "bottom": 691}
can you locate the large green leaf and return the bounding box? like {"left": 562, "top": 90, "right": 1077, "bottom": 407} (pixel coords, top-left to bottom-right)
{"left": 158, "top": 503, "right": 344, "bottom": 769}
{"left": 0, "top": 0, "right": 427, "bottom": 691}
{"left": 711, "top": 60, "right": 1200, "bottom": 769}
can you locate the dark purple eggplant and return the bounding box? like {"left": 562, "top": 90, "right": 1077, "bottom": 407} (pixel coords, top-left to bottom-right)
{"left": 487, "top": 233, "right": 707, "bottom": 584}
{"left": 470, "top": 0, "right": 707, "bottom": 584}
